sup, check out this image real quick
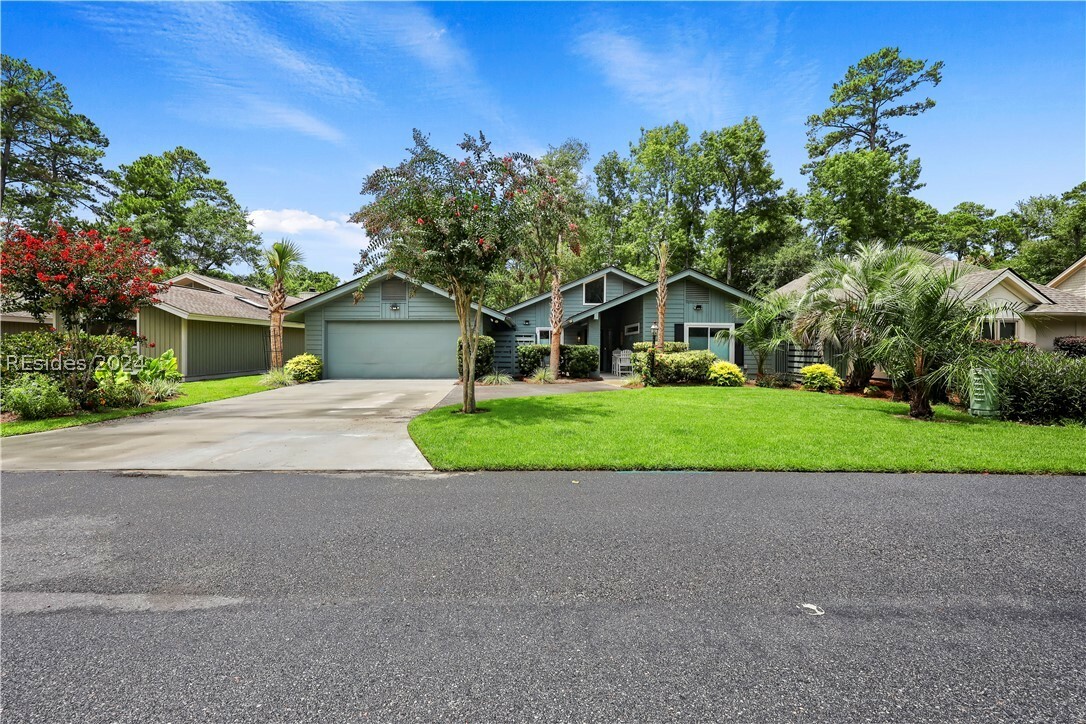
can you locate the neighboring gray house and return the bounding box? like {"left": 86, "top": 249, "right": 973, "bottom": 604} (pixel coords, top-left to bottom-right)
{"left": 285, "top": 266, "right": 759, "bottom": 378}
{"left": 140, "top": 272, "right": 305, "bottom": 380}
{"left": 284, "top": 271, "right": 511, "bottom": 379}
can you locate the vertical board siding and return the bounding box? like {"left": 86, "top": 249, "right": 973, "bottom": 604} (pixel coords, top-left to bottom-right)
{"left": 490, "top": 327, "right": 517, "bottom": 374}
{"left": 284, "top": 327, "right": 306, "bottom": 360}
{"left": 187, "top": 320, "right": 270, "bottom": 378}
{"left": 139, "top": 307, "right": 183, "bottom": 364}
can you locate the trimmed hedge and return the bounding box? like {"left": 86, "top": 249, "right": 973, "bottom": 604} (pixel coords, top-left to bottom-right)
{"left": 285, "top": 353, "right": 322, "bottom": 382}
{"left": 516, "top": 343, "right": 599, "bottom": 378}
{"left": 990, "top": 348, "right": 1086, "bottom": 424}
{"left": 708, "top": 360, "right": 745, "bottom": 387}
{"left": 1054, "top": 336, "right": 1086, "bottom": 358}
{"left": 458, "top": 336, "right": 495, "bottom": 378}
{"left": 632, "top": 349, "right": 717, "bottom": 384}
{"left": 1, "top": 331, "right": 138, "bottom": 385}
{"left": 561, "top": 345, "right": 599, "bottom": 378}
{"left": 800, "top": 363, "right": 843, "bottom": 392}
{"left": 516, "top": 344, "right": 548, "bottom": 376}
{"left": 633, "top": 341, "right": 690, "bottom": 353}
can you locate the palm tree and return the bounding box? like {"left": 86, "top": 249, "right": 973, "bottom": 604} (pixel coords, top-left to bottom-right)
{"left": 714, "top": 292, "right": 797, "bottom": 377}
{"left": 265, "top": 238, "right": 304, "bottom": 370}
{"left": 868, "top": 264, "right": 1010, "bottom": 419}
{"left": 793, "top": 243, "right": 923, "bottom": 390}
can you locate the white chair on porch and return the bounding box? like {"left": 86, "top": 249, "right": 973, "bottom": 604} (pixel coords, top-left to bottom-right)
{"left": 612, "top": 349, "right": 634, "bottom": 376}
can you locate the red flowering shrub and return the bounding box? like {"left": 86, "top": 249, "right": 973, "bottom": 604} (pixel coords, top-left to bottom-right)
{"left": 1, "top": 223, "right": 163, "bottom": 333}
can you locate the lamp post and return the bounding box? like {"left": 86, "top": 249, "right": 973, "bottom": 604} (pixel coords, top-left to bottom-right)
{"left": 648, "top": 322, "right": 660, "bottom": 385}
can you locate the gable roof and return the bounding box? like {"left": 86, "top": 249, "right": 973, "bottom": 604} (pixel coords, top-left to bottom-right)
{"left": 565, "top": 268, "right": 757, "bottom": 325}
{"left": 500, "top": 266, "right": 650, "bottom": 315}
{"left": 284, "top": 270, "right": 510, "bottom": 323}
{"left": 154, "top": 272, "right": 303, "bottom": 323}
{"left": 956, "top": 268, "right": 1054, "bottom": 306}
{"left": 1048, "top": 252, "right": 1086, "bottom": 288}
{"left": 775, "top": 250, "right": 985, "bottom": 298}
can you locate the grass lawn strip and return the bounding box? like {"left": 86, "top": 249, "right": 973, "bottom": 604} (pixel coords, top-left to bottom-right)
{"left": 409, "top": 386, "right": 1086, "bottom": 474}
{"left": 1, "top": 376, "right": 267, "bottom": 437}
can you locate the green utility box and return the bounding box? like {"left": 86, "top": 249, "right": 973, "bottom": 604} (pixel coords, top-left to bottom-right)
{"left": 969, "top": 368, "right": 999, "bottom": 418}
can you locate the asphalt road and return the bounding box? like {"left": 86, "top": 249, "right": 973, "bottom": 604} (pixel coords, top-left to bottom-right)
{"left": 1, "top": 471, "right": 1083, "bottom": 722}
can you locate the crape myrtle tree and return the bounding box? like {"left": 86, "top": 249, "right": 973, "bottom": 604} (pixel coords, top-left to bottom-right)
{"left": 519, "top": 140, "right": 589, "bottom": 378}
{"left": 353, "top": 130, "right": 532, "bottom": 413}
{"left": 0, "top": 223, "right": 164, "bottom": 394}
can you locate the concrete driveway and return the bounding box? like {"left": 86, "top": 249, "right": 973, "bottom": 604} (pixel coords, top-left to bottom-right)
{"left": 0, "top": 380, "right": 455, "bottom": 471}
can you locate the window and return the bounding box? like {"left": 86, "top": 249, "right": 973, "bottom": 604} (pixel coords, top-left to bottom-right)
{"left": 583, "top": 276, "right": 605, "bottom": 305}
{"left": 982, "top": 320, "right": 1018, "bottom": 341}
{"left": 624, "top": 323, "right": 640, "bottom": 336}
{"left": 684, "top": 323, "right": 734, "bottom": 361}
{"left": 536, "top": 327, "right": 564, "bottom": 344}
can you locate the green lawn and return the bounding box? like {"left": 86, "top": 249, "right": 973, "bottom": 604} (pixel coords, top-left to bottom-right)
{"left": 1, "top": 375, "right": 268, "bottom": 437}
{"left": 409, "top": 386, "right": 1086, "bottom": 473}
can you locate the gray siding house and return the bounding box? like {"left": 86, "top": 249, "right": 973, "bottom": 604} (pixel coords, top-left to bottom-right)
{"left": 140, "top": 273, "right": 305, "bottom": 380}
{"left": 285, "top": 271, "right": 510, "bottom": 378}
{"left": 286, "top": 266, "right": 757, "bottom": 379}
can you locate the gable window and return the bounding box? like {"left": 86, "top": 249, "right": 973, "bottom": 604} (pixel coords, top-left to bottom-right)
{"left": 583, "top": 276, "right": 605, "bottom": 305}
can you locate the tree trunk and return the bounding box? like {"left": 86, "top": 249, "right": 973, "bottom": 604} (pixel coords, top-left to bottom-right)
{"left": 656, "top": 241, "right": 669, "bottom": 351}
{"left": 549, "top": 270, "right": 563, "bottom": 379}
{"left": 908, "top": 350, "right": 932, "bottom": 419}
{"left": 269, "top": 279, "right": 286, "bottom": 369}
{"left": 845, "top": 359, "right": 875, "bottom": 391}
{"left": 453, "top": 285, "right": 481, "bottom": 414}
{"left": 269, "top": 311, "right": 283, "bottom": 369}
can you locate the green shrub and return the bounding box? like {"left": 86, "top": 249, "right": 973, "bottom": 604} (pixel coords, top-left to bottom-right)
{"left": 755, "top": 373, "right": 792, "bottom": 389}
{"left": 284, "top": 353, "right": 322, "bottom": 382}
{"left": 138, "top": 349, "right": 182, "bottom": 383}
{"left": 479, "top": 371, "right": 513, "bottom": 386}
{"left": 989, "top": 348, "right": 1086, "bottom": 424}
{"left": 1054, "top": 336, "right": 1086, "bottom": 358}
{"left": 2, "top": 373, "right": 73, "bottom": 419}
{"left": 1, "top": 331, "right": 139, "bottom": 389}
{"left": 260, "top": 367, "right": 297, "bottom": 388}
{"left": 458, "top": 336, "right": 495, "bottom": 378}
{"left": 560, "top": 345, "right": 599, "bottom": 378}
{"left": 632, "top": 341, "right": 689, "bottom": 353}
{"left": 708, "top": 361, "right": 745, "bottom": 387}
{"left": 528, "top": 366, "right": 554, "bottom": 383}
{"left": 800, "top": 363, "right": 843, "bottom": 392}
{"left": 93, "top": 376, "right": 143, "bottom": 409}
{"left": 142, "top": 378, "right": 181, "bottom": 402}
{"left": 516, "top": 344, "right": 548, "bottom": 376}
{"left": 632, "top": 349, "right": 718, "bottom": 384}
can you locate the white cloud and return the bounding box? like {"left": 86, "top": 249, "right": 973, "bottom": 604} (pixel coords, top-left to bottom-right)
{"left": 574, "top": 29, "right": 733, "bottom": 126}
{"left": 82, "top": 3, "right": 362, "bottom": 143}
{"left": 248, "top": 209, "right": 366, "bottom": 278}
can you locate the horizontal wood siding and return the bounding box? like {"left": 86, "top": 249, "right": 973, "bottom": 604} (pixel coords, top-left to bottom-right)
{"left": 187, "top": 320, "right": 269, "bottom": 378}
{"left": 139, "top": 307, "right": 183, "bottom": 364}
{"left": 489, "top": 327, "right": 516, "bottom": 374}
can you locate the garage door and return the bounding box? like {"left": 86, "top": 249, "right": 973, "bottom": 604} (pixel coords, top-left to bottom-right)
{"left": 324, "top": 321, "right": 460, "bottom": 379}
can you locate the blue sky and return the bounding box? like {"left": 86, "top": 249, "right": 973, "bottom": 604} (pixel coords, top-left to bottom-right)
{"left": 3, "top": 1, "right": 1083, "bottom": 279}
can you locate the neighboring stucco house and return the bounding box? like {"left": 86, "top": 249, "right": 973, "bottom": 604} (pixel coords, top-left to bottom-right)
{"left": 139, "top": 272, "right": 305, "bottom": 380}
{"left": 775, "top": 252, "right": 1086, "bottom": 377}
{"left": 285, "top": 266, "right": 758, "bottom": 378}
